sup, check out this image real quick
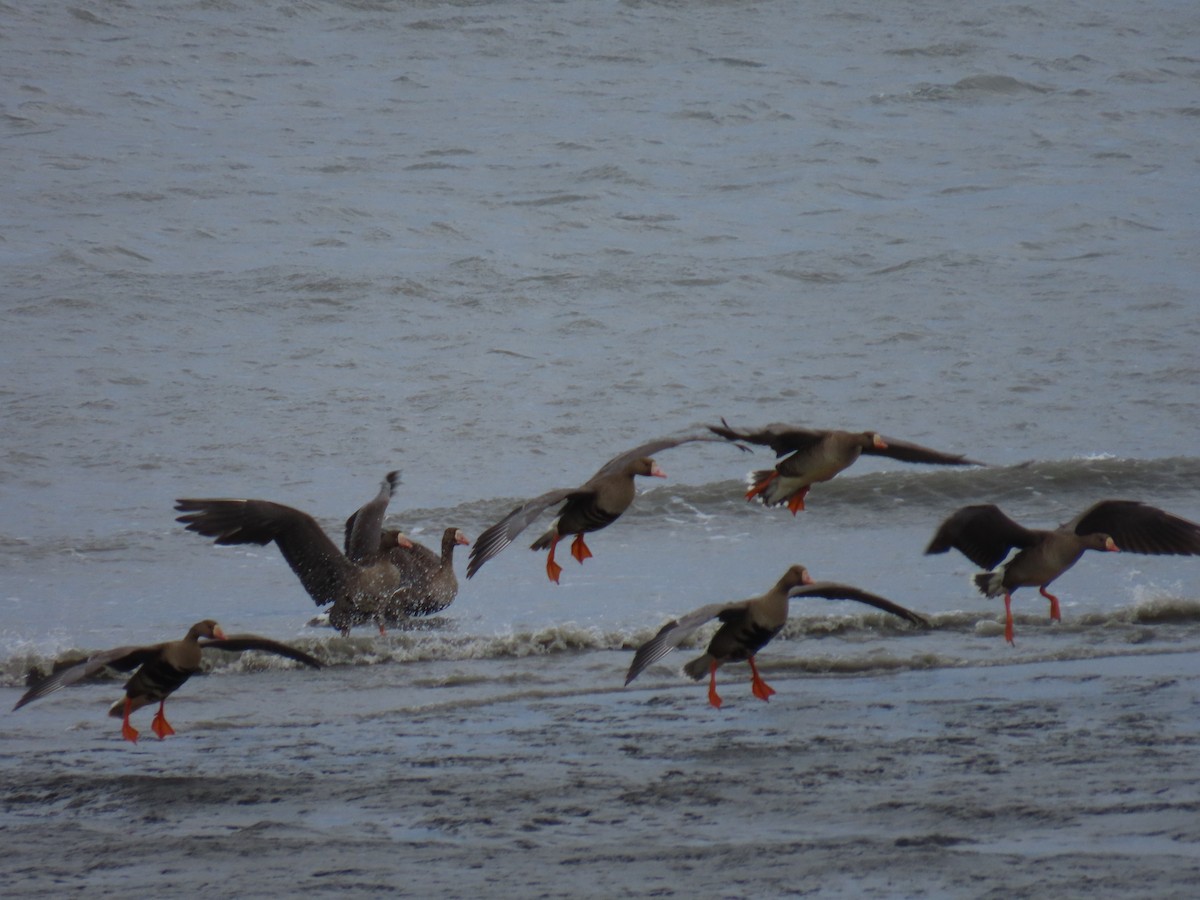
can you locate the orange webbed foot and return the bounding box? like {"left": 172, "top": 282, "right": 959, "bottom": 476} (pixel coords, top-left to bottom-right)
{"left": 749, "top": 657, "right": 776, "bottom": 701}
{"left": 544, "top": 537, "right": 564, "bottom": 583}
{"left": 151, "top": 712, "right": 175, "bottom": 740}
{"left": 1004, "top": 593, "right": 1016, "bottom": 645}
{"left": 752, "top": 680, "right": 776, "bottom": 702}
{"left": 786, "top": 492, "right": 807, "bottom": 515}
{"left": 570, "top": 534, "right": 593, "bottom": 564}
{"left": 1040, "top": 586, "right": 1061, "bottom": 622}
{"left": 706, "top": 661, "right": 723, "bottom": 709}
{"left": 745, "top": 471, "right": 777, "bottom": 502}
{"left": 120, "top": 697, "right": 139, "bottom": 743}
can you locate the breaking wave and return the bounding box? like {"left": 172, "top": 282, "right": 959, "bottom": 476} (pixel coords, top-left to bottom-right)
{"left": 7, "top": 593, "right": 1199, "bottom": 690}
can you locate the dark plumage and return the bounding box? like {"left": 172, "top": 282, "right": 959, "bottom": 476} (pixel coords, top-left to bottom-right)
{"left": 467, "top": 432, "right": 747, "bottom": 583}
{"left": 925, "top": 499, "right": 1200, "bottom": 643}
{"left": 625, "top": 565, "right": 929, "bottom": 708}
{"left": 176, "top": 472, "right": 413, "bottom": 636}
{"left": 13, "top": 620, "right": 321, "bottom": 742}
{"left": 376, "top": 527, "right": 470, "bottom": 620}
{"left": 709, "top": 419, "right": 983, "bottom": 514}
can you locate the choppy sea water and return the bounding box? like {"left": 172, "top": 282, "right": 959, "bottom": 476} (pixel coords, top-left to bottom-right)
{"left": 3, "top": 0, "right": 1199, "bottom": 895}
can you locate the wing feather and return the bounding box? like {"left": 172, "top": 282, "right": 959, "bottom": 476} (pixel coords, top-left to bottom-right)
{"left": 624, "top": 600, "right": 752, "bottom": 685}
{"left": 1069, "top": 500, "right": 1200, "bottom": 555}
{"left": 790, "top": 582, "right": 929, "bottom": 628}
{"left": 924, "top": 504, "right": 1040, "bottom": 570}
{"left": 13, "top": 645, "right": 164, "bottom": 710}
{"left": 201, "top": 636, "right": 323, "bottom": 668}
{"left": 865, "top": 437, "right": 984, "bottom": 467}
{"left": 708, "top": 420, "right": 825, "bottom": 458}
{"left": 176, "top": 498, "right": 354, "bottom": 607}
{"left": 466, "top": 488, "right": 580, "bottom": 578}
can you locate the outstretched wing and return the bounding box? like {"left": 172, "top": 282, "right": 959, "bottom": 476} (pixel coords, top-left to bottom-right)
{"left": 466, "top": 487, "right": 581, "bottom": 578}
{"left": 865, "top": 437, "right": 984, "bottom": 467}
{"left": 708, "top": 420, "right": 825, "bottom": 458}
{"left": 1069, "top": 500, "right": 1200, "bottom": 556}
{"left": 624, "top": 600, "right": 753, "bottom": 685}
{"left": 343, "top": 471, "right": 401, "bottom": 564}
{"left": 176, "top": 498, "right": 354, "bottom": 607}
{"left": 924, "top": 504, "right": 1040, "bottom": 570}
{"left": 201, "top": 636, "right": 323, "bottom": 669}
{"left": 790, "top": 581, "right": 930, "bottom": 628}
{"left": 468, "top": 432, "right": 743, "bottom": 579}
{"left": 13, "top": 644, "right": 165, "bottom": 711}
{"left": 590, "top": 431, "right": 746, "bottom": 482}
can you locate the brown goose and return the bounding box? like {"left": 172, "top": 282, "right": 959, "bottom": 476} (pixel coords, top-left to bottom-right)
{"left": 378, "top": 527, "right": 470, "bottom": 619}
{"left": 467, "top": 432, "right": 747, "bottom": 583}
{"left": 709, "top": 419, "right": 983, "bottom": 514}
{"left": 925, "top": 500, "right": 1200, "bottom": 644}
{"left": 13, "top": 620, "right": 321, "bottom": 742}
{"left": 624, "top": 565, "right": 929, "bottom": 708}
{"left": 175, "top": 472, "right": 413, "bottom": 636}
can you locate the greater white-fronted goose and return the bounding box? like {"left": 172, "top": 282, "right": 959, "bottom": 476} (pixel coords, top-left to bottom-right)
{"left": 175, "top": 471, "right": 413, "bottom": 636}
{"left": 625, "top": 564, "right": 929, "bottom": 708}
{"left": 13, "top": 620, "right": 321, "bottom": 742}
{"left": 709, "top": 419, "right": 983, "bottom": 514}
{"left": 925, "top": 500, "right": 1200, "bottom": 643}
{"left": 378, "top": 527, "right": 470, "bottom": 619}
{"left": 467, "top": 432, "right": 747, "bottom": 583}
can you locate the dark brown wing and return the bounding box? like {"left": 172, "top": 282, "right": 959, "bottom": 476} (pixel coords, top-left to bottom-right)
{"left": 708, "top": 420, "right": 826, "bottom": 458}
{"left": 13, "top": 644, "right": 166, "bottom": 710}
{"left": 624, "top": 600, "right": 753, "bottom": 685}
{"left": 470, "top": 432, "right": 741, "bottom": 579}
{"left": 466, "top": 487, "right": 581, "bottom": 578}
{"left": 790, "top": 582, "right": 930, "bottom": 628}
{"left": 342, "top": 471, "right": 401, "bottom": 564}
{"left": 864, "top": 437, "right": 984, "bottom": 467}
{"left": 1069, "top": 500, "right": 1200, "bottom": 556}
{"left": 176, "top": 498, "right": 354, "bottom": 608}
{"left": 589, "top": 431, "right": 745, "bottom": 482}
{"left": 200, "top": 636, "right": 323, "bottom": 668}
{"left": 924, "top": 504, "right": 1041, "bottom": 570}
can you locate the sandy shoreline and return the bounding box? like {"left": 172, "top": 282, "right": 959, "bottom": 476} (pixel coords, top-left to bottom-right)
{"left": 4, "top": 650, "right": 1199, "bottom": 897}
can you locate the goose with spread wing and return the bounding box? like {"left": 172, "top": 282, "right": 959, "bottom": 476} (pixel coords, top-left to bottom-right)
{"left": 709, "top": 419, "right": 983, "bottom": 514}
{"left": 467, "top": 432, "right": 746, "bottom": 583}
{"left": 926, "top": 499, "right": 1200, "bottom": 643}
{"left": 176, "top": 471, "right": 413, "bottom": 635}
{"left": 625, "top": 565, "right": 929, "bottom": 708}
{"left": 14, "top": 620, "right": 321, "bottom": 742}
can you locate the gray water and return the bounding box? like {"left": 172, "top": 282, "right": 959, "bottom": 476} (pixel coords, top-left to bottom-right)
{"left": 3, "top": 1, "right": 1199, "bottom": 896}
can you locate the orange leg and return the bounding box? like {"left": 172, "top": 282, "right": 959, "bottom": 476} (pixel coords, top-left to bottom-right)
{"left": 570, "top": 533, "right": 593, "bottom": 564}
{"left": 545, "top": 536, "right": 563, "bottom": 583}
{"left": 748, "top": 656, "right": 776, "bottom": 701}
{"left": 120, "top": 696, "right": 139, "bottom": 744}
{"left": 786, "top": 486, "right": 810, "bottom": 515}
{"left": 745, "top": 471, "right": 777, "bottom": 502}
{"left": 151, "top": 700, "right": 176, "bottom": 740}
{"left": 1003, "top": 592, "right": 1015, "bottom": 645}
{"left": 706, "top": 660, "right": 723, "bottom": 709}
{"left": 1039, "top": 586, "right": 1061, "bottom": 622}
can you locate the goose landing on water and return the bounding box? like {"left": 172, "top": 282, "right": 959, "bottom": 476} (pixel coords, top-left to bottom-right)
{"left": 925, "top": 499, "right": 1200, "bottom": 644}
{"left": 14, "top": 620, "right": 321, "bottom": 742}
{"left": 709, "top": 419, "right": 984, "bottom": 514}
{"left": 625, "top": 565, "right": 929, "bottom": 708}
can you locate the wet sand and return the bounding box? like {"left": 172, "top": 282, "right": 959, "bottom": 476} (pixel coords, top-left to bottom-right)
{"left": 4, "top": 650, "right": 1199, "bottom": 897}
